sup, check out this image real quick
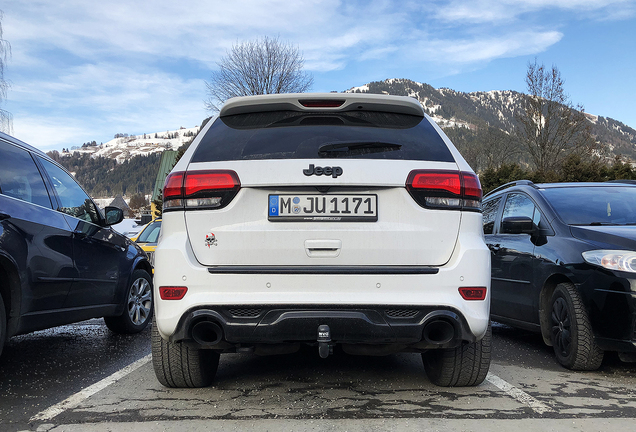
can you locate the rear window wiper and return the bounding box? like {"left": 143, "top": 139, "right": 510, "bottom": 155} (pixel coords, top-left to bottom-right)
{"left": 318, "top": 141, "right": 402, "bottom": 157}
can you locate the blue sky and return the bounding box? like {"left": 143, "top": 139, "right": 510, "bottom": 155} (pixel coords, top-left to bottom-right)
{"left": 1, "top": 0, "right": 635, "bottom": 152}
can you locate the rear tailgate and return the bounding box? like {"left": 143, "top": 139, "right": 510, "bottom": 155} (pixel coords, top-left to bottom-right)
{"left": 184, "top": 159, "right": 461, "bottom": 267}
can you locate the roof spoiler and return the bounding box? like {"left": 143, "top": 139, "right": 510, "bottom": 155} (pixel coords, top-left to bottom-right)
{"left": 219, "top": 93, "right": 425, "bottom": 117}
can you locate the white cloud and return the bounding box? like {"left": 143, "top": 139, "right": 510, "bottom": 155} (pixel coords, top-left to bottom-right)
{"left": 3, "top": 0, "right": 634, "bottom": 150}
{"left": 434, "top": 0, "right": 635, "bottom": 23}
{"left": 9, "top": 63, "right": 207, "bottom": 150}
{"left": 418, "top": 31, "right": 564, "bottom": 64}
{"left": 11, "top": 116, "right": 89, "bottom": 150}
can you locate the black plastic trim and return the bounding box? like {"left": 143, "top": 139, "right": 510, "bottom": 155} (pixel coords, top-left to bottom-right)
{"left": 207, "top": 266, "right": 439, "bottom": 275}
{"left": 169, "top": 305, "right": 476, "bottom": 348}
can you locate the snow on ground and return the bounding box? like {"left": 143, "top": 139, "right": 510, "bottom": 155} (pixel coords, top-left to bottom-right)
{"left": 111, "top": 218, "right": 145, "bottom": 238}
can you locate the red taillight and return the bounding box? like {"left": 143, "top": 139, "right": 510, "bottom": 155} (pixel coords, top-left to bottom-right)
{"left": 163, "top": 170, "right": 240, "bottom": 211}
{"left": 459, "top": 287, "right": 487, "bottom": 301}
{"left": 164, "top": 172, "right": 184, "bottom": 199}
{"left": 299, "top": 99, "right": 345, "bottom": 108}
{"left": 159, "top": 286, "right": 188, "bottom": 300}
{"left": 461, "top": 172, "right": 482, "bottom": 201}
{"left": 407, "top": 171, "right": 461, "bottom": 195}
{"left": 184, "top": 171, "right": 239, "bottom": 196}
{"left": 406, "top": 170, "right": 482, "bottom": 211}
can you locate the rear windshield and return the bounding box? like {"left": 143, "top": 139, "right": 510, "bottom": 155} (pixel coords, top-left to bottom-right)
{"left": 191, "top": 110, "right": 455, "bottom": 162}
{"left": 542, "top": 186, "right": 636, "bottom": 225}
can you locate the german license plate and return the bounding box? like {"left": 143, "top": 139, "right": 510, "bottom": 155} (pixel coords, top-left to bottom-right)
{"left": 268, "top": 194, "right": 378, "bottom": 222}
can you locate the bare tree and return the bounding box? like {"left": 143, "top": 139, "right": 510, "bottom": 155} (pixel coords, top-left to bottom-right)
{"left": 0, "top": 10, "right": 12, "bottom": 133}
{"left": 516, "top": 60, "right": 595, "bottom": 173}
{"left": 205, "top": 36, "right": 313, "bottom": 111}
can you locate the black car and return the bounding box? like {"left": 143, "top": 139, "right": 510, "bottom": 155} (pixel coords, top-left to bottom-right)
{"left": 0, "top": 132, "right": 153, "bottom": 358}
{"left": 483, "top": 180, "right": 636, "bottom": 370}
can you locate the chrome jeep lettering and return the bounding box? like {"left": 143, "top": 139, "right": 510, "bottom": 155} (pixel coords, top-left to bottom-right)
{"left": 303, "top": 164, "right": 343, "bottom": 178}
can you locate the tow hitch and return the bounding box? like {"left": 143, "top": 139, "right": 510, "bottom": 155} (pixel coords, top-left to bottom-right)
{"left": 317, "top": 324, "right": 333, "bottom": 358}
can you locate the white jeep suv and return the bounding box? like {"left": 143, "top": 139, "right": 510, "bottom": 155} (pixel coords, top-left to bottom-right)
{"left": 152, "top": 93, "right": 491, "bottom": 387}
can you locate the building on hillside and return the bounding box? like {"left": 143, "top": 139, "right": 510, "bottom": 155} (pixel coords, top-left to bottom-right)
{"left": 109, "top": 194, "right": 132, "bottom": 216}
{"left": 151, "top": 150, "right": 178, "bottom": 218}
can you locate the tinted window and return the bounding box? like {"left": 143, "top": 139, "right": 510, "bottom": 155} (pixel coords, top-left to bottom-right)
{"left": 501, "top": 193, "right": 543, "bottom": 229}
{"left": 542, "top": 186, "right": 636, "bottom": 225}
{"left": 482, "top": 197, "right": 501, "bottom": 234}
{"left": 192, "top": 111, "right": 455, "bottom": 162}
{"left": 0, "top": 140, "right": 52, "bottom": 208}
{"left": 38, "top": 158, "right": 101, "bottom": 224}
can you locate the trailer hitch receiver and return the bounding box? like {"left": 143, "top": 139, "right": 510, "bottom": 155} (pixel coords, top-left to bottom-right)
{"left": 317, "top": 324, "right": 332, "bottom": 358}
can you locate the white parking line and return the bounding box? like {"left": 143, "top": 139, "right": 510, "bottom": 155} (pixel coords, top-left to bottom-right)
{"left": 486, "top": 372, "right": 556, "bottom": 414}
{"left": 30, "top": 354, "right": 151, "bottom": 422}
{"left": 29, "top": 357, "right": 553, "bottom": 422}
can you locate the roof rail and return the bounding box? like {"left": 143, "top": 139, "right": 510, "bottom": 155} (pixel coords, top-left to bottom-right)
{"left": 484, "top": 180, "right": 536, "bottom": 198}
{"left": 606, "top": 179, "right": 636, "bottom": 185}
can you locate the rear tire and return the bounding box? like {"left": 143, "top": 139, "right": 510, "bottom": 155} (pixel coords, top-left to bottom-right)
{"left": 422, "top": 323, "right": 491, "bottom": 387}
{"left": 152, "top": 321, "right": 220, "bottom": 388}
{"left": 550, "top": 282, "right": 603, "bottom": 370}
{"left": 105, "top": 269, "right": 153, "bottom": 334}
{"left": 0, "top": 294, "right": 6, "bottom": 358}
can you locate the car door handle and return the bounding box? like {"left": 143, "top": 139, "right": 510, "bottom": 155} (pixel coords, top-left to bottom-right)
{"left": 305, "top": 239, "right": 342, "bottom": 258}
{"left": 488, "top": 244, "right": 501, "bottom": 253}
{"left": 0, "top": 211, "right": 11, "bottom": 221}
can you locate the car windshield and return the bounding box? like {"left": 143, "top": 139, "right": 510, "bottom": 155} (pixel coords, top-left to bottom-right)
{"left": 191, "top": 110, "right": 455, "bottom": 162}
{"left": 542, "top": 186, "right": 636, "bottom": 225}
{"left": 137, "top": 221, "right": 161, "bottom": 243}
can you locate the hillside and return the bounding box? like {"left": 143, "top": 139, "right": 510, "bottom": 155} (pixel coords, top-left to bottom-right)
{"left": 347, "top": 79, "right": 636, "bottom": 163}
{"left": 48, "top": 80, "right": 636, "bottom": 197}
{"left": 48, "top": 125, "right": 201, "bottom": 197}
{"left": 62, "top": 126, "right": 200, "bottom": 163}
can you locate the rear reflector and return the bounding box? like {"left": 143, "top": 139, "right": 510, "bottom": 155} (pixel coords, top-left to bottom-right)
{"left": 458, "top": 287, "right": 487, "bottom": 301}
{"left": 299, "top": 99, "right": 345, "bottom": 108}
{"left": 159, "top": 286, "right": 188, "bottom": 300}
{"left": 406, "top": 170, "right": 482, "bottom": 211}
{"left": 163, "top": 170, "right": 240, "bottom": 211}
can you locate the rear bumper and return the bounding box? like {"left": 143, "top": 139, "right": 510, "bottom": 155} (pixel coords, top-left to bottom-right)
{"left": 154, "top": 211, "right": 491, "bottom": 341}
{"left": 170, "top": 305, "right": 476, "bottom": 349}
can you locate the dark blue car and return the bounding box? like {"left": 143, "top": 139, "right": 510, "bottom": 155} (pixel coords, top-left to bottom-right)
{"left": 483, "top": 180, "right": 636, "bottom": 370}
{"left": 0, "top": 132, "right": 153, "bottom": 358}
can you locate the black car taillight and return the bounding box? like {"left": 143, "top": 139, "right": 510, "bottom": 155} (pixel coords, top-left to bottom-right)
{"left": 406, "top": 170, "right": 482, "bottom": 211}
{"left": 163, "top": 170, "right": 241, "bottom": 211}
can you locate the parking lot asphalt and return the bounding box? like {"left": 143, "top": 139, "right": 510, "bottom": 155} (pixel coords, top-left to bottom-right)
{"left": 1, "top": 321, "right": 636, "bottom": 431}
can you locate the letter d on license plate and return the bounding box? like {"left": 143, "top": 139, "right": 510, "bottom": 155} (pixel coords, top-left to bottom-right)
{"left": 268, "top": 194, "right": 377, "bottom": 222}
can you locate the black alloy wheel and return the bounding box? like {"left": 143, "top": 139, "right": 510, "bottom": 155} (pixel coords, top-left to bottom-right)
{"left": 549, "top": 282, "right": 603, "bottom": 370}
{"left": 551, "top": 296, "right": 571, "bottom": 358}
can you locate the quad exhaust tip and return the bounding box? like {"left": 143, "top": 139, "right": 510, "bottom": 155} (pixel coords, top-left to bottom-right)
{"left": 191, "top": 321, "right": 223, "bottom": 346}
{"left": 422, "top": 319, "right": 455, "bottom": 345}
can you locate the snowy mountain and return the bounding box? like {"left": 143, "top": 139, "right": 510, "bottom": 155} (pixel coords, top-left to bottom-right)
{"left": 346, "top": 79, "right": 636, "bottom": 160}
{"left": 61, "top": 126, "right": 200, "bottom": 164}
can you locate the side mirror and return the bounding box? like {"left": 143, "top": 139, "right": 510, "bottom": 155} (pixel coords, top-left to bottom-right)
{"left": 501, "top": 216, "right": 534, "bottom": 234}
{"left": 104, "top": 206, "right": 124, "bottom": 226}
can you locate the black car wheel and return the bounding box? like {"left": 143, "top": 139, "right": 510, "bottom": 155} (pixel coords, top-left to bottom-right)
{"left": 422, "top": 322, "right": 491, "bottom": 387}
{"left": 104, "top": 269, "right": 153, "bottom": 334}
{"left": 0, "top": 294, "right": 6, "bottom": 358}
{"left": 152, "top": 320, "right": 220, "bottom": 388}
{"left": 550, "top": 282, "right": 603, "bottom": 370}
